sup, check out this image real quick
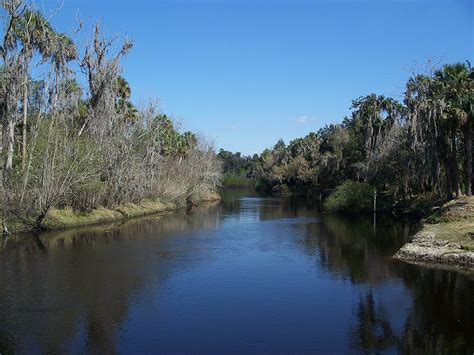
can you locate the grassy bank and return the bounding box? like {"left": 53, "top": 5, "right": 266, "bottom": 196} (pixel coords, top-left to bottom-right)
{"left": 421, "top": 197, "right": 474, "bottom": 251}
{"left": 395, "top": 196, "right": 474, "bottom": 269}
{"left": 10, "top": 191, "right": 221, "bottom": 234}
{"left": 42, "top": 200, "right": 177, "bottom": 230}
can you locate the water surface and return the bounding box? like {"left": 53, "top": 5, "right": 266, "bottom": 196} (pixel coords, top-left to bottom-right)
{"left": 1, "top": 189, "right": 473, "bottom": 353}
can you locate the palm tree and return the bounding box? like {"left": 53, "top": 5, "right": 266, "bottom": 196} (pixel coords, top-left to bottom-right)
{"left": 352, "top": 94, "right": 405, "bottom": 151}
{"left": 114, "top": 76, "right": 139, "bottom": 123}
{"left": 122, "top": 100, "right": 139, "bottom": 123}
{"left": 434, "top": 63, "right": 474, "bottom": 195}
{"left": 42, "top": 32, "right": 77, "bottom": 112}
{"left": 351, "top": 94, "right": 405, "bottom": 183}
{"left": 405, "top": 74, "right": 449, "bottom": 196}
{"left": 13, "top": 10, "right": 53, "bottom": 168}
{"left": 47, "top": 33, "right": 78, "bottom": 73}
{"left": 115, "top": 76, "right": 131, "bottom": 101}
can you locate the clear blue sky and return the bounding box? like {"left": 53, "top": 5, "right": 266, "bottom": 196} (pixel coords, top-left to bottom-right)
{"left": 47, "top": 0, "right": 473, "bottom": 155}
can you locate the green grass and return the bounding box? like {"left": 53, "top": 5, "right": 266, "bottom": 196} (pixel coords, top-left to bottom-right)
{"left": 115, "top": 200, "right": 175, "bottom": 218}
{"left": 43, "top": 206, "right": 122, "bottom": 229}
{"left": 39, "top": 191, "right": 221, "bottom": 231}
{"left": 42, "top": 199, "right": 177, "bottom": 230}
{"left": 416, "top": 196, "right": 474, "bottom": 251}
{"left": 421, "top": 218, "right": 474, "bottom": 251}
{"left": 8, "top": 188, "right": 221, "bottom": 234}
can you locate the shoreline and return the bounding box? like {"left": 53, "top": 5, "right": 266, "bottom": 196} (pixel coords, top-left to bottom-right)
{"left": 394, "top": 196, "right": 474, "bottom": 270}
{"left": 394, "top": 232, "right": 474, "bottom": 270}
{"left": 10, "top": 191, "right": 221, "bottom": 235}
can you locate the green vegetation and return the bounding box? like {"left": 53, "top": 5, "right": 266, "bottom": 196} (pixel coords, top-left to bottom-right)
{"left": 395, "top": 196, "right": 474, "bottom": 269}
{"left": 420, "top": 197, "right": 474, "bottom": 251}
{"left": 324, "top": 181, "right": 373, "bottom": 214}
{"left": 217, "top": 149, "right": 259, "bottom": 188}
{"left": 422, "top": 221, "right": 474, "bottom": 252}
{"left": 41, "top": 200, "right": 176, "bottom": 230}
{"left": 0, "top": 1, "right": 222, "bottom": 234}
{"left": 217, "top": 150, "right": 258, "bottom": 187}
{"left": 222, "top": 172, "right": 255, "bottom": 188}
{"left": 43, "top": 207, "right": 127, "bottom": 229}
{"left": 223, "top": 62, "right": 474, "bottom": 215}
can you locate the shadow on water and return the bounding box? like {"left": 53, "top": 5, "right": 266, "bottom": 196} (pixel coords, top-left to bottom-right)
{"left": 0, "top": 189, "right": 472, "bottom": 353}
{"left": 0, "top": 203, "right": 222, "bottom": 354}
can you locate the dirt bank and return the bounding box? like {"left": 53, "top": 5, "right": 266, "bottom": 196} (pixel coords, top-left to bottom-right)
{"left": 394, "top": 233, "right": 474, "bottom": 269}
{"left": 394, "top": 197, "right": 474, "bottom": 269}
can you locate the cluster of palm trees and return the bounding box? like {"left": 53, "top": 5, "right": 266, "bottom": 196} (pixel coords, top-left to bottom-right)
{"left": 406, "top": 63, "right": 474, "bottom": 198}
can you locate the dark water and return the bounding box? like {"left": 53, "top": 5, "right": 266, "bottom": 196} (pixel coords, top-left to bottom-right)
{"left": 0, "top": 189, "right": 473, "bottom": 354}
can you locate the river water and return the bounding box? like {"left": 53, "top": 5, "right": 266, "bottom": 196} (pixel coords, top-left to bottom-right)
{"left": 0, "top": 189, "right": 473, "bottom": 354}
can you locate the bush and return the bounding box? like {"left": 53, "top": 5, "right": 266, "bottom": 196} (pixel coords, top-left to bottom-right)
{"left": 70, "top": 179, "right": 105, "bottom": 212}
{"left": 324, "top": 180, "right": 374, "bottom": 213}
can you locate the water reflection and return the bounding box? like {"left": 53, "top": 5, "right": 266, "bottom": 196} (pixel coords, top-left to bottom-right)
{"left": 351, "top": 292, "right": 397, "bottom": 352}
{"left": 0, "top": 191, "right": 472, "bottom": 353}
{"left": 398, "top": 266, "right": 474, "bottom": 353}
{"left": 301, "top": 214, "right": 415, "bottom": 283}
{"left": 0, "top": 203, "right": 221, "bottom": 353}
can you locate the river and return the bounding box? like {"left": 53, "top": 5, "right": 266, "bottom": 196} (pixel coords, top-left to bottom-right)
{"left": 0, "top": 189, "right": 473, "bottom": 353}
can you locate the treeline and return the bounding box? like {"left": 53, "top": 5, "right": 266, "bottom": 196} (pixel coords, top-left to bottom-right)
{"left": 0, "top": 1, "right": 221, "bottom": 233}
{"left": 220, "top": 61, "right": 474, "bottom": 209}
{"left": 217, "top": 149, "right": 259, "bottom": 187}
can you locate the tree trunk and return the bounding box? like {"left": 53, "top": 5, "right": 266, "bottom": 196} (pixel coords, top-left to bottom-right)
{"left": 452, "top": 130, "right": 461, "bottom": 197}
{"left": 472, "top": 136, "right": 474, "bottom": 195}
{"left": 445, "top": 160, "right": 453, "bottom": 200}
{"left": 34, "top": 208, "right": 48, "bottom": 232}
{"left": 4, "top": 120, "right": 14, "bottom": 180}
{"left": 465, "top": 122, "right": 472, "bottom": 196}
{"left": 2, "top": 118, "right": 15, "bottom": 236}
{"left": 22, "top": 79, "right": 27, "bottom": 169}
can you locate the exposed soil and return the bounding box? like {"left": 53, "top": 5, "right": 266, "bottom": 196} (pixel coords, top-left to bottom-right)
{"left": 394, "top": 196, "right": 474, "bottom": 269}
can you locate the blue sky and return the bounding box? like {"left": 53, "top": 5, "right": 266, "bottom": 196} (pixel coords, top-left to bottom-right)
{"left": 47, "top": 0, "right": 472, "bottom": 155}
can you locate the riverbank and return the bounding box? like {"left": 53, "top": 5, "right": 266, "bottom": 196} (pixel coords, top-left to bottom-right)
{"left": 394, "top": 197, "right": 474, "bottom": 269}
{"left": 10, "top": 190, "right": 221, "bottom": 234}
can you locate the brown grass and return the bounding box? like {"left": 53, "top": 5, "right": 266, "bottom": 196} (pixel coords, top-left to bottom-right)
{"left": 423, "top": 196, "right": 474, "bottom": 251}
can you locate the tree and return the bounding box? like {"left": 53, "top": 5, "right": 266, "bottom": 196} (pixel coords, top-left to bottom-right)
{"left": 351, "top": 94, "right": 406, "bottom": 183}
{"left": 0, "top": 1, "right": 222, "bottom": 233}
{"left": 115, "top": 75, "right": 138, "bottom": 123}
{"left": 433, "top": 63, "right": 474, "bottom": 195}
{"left": 12, "top": 9, "right": 53, "bottom": 168}
{"left": 47, "top": 32, "right": 77, "bottom": 73}
{"left": 1, "top": 0, "right": 26, "bottom": 234}
{"left": 405, "top": 74, "right": 442, "bottom": 195}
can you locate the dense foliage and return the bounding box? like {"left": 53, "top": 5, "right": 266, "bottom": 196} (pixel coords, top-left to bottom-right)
{"left": 323, "top": 181, "right": 373, "bottom": 213}
{"left": 0, "top": 1, "right": 221, "bottom": 233}
{"left": 221, "top": 63, "right": 474, "bottom": 211}
{"left": 217, "top": 149, "right": 259, "bottom": 187}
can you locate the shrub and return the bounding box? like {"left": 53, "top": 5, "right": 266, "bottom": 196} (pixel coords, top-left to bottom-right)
{"left": 324, "top": 180, "right": 374, "bottom": 213}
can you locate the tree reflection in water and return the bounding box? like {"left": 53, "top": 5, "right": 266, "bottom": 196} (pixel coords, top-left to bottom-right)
{"left": 351, "top": 292, "right": 397, "bottom": 352}
{"left": 0, "top": 192, "right": 472, "bottom": 353}
{"left": 307, "top": 212, "right": 474, "bottom": 353}
{"left": 0, "top": 202, "right": 221, "bottom": 354}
